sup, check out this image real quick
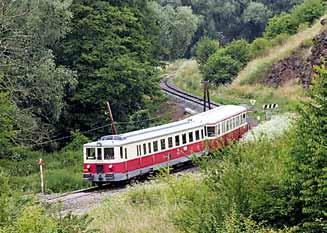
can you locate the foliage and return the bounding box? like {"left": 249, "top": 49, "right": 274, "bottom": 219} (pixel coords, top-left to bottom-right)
{"left": 201, "top": 40, "right": 250, "bottom": 84}
{"left": 0, "top": 171, "right": 94, "bottom": 233}
{"left": 172, "top": 136, "right": 294, "bottom": 232}
{"left": 264, "top": 0, "right": 325, "bottom": 38}
{"left": 0, "top": 91, "right": 15, "bottom": 158}
{"left": 202, "top": 53, "right": 241, "bottom": 85}
{"left": 160, "top": 0, "right": 302, "bottom": 42}
{"left": 0, "top": 0, "right": 76, "bottom": 146}
{"left": 250, "top": 38, "right": 272, "bottom": 58}
{"left": 0, "top": 132, "right": 90, "bottom": 193}
{"left": 56, "top": 1, "right": 162, "bottom": 138}
{"left": 195, "top": 37, "right": 220, "bottom": 66}
{"left": 286, "top": 66, "right": 327, "bottom": 232}
{"left": 148, "top": 2, "right": 201, "bottom": 60}
{"left": 264, "top": 13, "right": 298, "bottom": 39}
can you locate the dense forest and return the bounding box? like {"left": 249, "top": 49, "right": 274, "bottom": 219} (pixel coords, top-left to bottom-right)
{"left": 0, "top": 0, "right": 326, "bottom": 232}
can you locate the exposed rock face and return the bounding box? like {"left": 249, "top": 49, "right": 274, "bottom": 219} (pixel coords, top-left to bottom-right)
{"left": 265, "top": 28, "right": 327, "bottom": 88}
{"left": 266, "top": 56, "right": 304, "bottom": 88}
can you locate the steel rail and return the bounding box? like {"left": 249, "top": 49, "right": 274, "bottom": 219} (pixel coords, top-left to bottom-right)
{"left": 160, "top": 78, "right": 220, "bottom": 108}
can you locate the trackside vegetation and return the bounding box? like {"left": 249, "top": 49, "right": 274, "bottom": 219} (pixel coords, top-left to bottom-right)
{"left": 0, "top": 0, "right": 326, "bottom": 232}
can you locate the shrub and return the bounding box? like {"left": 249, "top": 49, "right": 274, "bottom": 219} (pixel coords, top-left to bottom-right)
{"left": 174, "top": 135, "right": 294, "bottom": 232}
{"left": 202, "top": 52, "right": 241, "bottom": 85}
{"left": 293, "top": 0, "right": 325, "bottom": 25}
{"left": 250, "top": 38, "right": 272, "bottom": 58}
{"left": 264, "top": 13, "right": 298, "bottom": 39}
{"left": 195, "top": 37, "right": 220, "bottom": 66}
{"left": 222, "top": 39, "right": 251, "bottom": 65}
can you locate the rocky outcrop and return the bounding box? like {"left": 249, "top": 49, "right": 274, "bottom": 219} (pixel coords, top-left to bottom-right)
{"left": 265, "top": 28, "right": 327, "bottom": 88}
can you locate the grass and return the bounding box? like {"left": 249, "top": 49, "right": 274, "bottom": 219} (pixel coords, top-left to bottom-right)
{"left": 0, "top": 139, "right": 91, "bottom": 193}
{"left": 89, "top": 173, "right": 203, "bottom": 233}
{"left": 172, "top": 60, "right": 304, "bottom": 112}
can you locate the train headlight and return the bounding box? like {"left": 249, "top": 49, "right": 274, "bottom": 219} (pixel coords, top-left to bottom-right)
{"left": 108, "top": 164, "right": 113, "bottom": 169}
{"left": 86, "top": 164, "right": 91, "bottom": 169}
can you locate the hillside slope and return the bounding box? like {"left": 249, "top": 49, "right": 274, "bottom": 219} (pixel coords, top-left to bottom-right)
{"left": 171, "top": 16, "right": 327, "bottom": 111}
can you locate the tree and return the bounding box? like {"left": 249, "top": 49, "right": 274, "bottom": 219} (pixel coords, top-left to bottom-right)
{"left": 148, "top": 2, "right": 201, "bottom": 60}
{"left": 202, "top": 52, "right": 241, "bottom": 85}
{"left": 241, "top": 2, "right": 272, "bottom": 40}
{"left": 195, "top": 37, "right": 219, "bottom": 66}
{"left": 0, "top": 90, "right": 15, "bottom": 158}
{"left": 222, "top": 39, "right": 251, "bottom": 66}
{"left": 0, "top": 0, "right": 76, "bottom": 146}
{"left": 56, "top": 1, "right": 161, "bottom": 137}
{"left": 288, "top": 65, "right": 327, "bottom": 232}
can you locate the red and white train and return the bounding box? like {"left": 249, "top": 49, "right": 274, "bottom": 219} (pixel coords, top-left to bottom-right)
{"left": 83, "top": 105, "right": 249, "bottom": 184}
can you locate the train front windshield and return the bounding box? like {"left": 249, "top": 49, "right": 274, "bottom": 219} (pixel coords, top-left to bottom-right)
{"left": 85, "top": 147, "right": 115, "bottom": 160}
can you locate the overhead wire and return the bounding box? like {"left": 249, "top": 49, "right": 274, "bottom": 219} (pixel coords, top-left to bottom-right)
{"left": 32, "top": 115, "right": 164, "bottom": 146}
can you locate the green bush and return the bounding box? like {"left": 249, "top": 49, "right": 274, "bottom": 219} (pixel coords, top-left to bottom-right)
{"left": 222, "top": 39, "right": 251, "bottom": 65}
{"left": 293, "top": 0, "right": 325, "bottom": 25}
{"left": 195, "top": 37, "right": 220, "bottom": 66}
{"left": 264, "top": 0, "right": 325, "bottom": 39}
{"left": 202, "top": 52, "right": 241, "bottom": 84}
{"left": 264, "top": 13, "right": 298, "bottom": 39}
{"left": 174, "top": 136, "right": 294, "bottom": 232}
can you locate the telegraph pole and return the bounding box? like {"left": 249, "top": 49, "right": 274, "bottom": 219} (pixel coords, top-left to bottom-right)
{"left": 202, "top": 80, "right": 211, "bottom": 112}
{"left": 106, "top": 101, "right": 117, "bottom": 135}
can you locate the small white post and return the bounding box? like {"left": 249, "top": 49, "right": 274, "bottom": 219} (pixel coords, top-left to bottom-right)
{"left": 38, "top": 158, "right": 45, "bottom": 194}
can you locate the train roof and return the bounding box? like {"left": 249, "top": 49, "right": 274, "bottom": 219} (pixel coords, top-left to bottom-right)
{"left": 84, "top": 105, "right": 247, "bottom": 147}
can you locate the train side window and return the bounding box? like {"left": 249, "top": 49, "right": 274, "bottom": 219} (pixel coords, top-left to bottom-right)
{"left": 125, "top": 148, "right": 127, "bottom": 159}
{"left": 195, "top": 130, "right": 200, "bottom": 140}
{"left": 148, "top": 142, "right": 152, "bottom": 154}
{"left": 227, "top": 121, "right": 230, "bottom": 131}
{"left": 175, "top": 135, "right": 180, "bottom": 146}
{"left": 182, "top": 133, "right": 187, "bottom": 144}
{"left": 242, "top": 113, "right": 246, "bottom": 123}
{"left": 104, "top": 148, "right": 114, "bottom": 160}
{"left": 236, "top": 116, "right": 239, "bottom": 126}
{"left": 201, "top": 129, "right": 204, "bottom": 139}
{"left": 223, "top": 121, "right": 226, "bottom": 133}
{"left": 161, "top": 139, "right": 166, "bottom": 150}
{"left": 120, "top": 147, "right": 123, "bottom": 159}
{"left": 86, "top": 148, "right": 95, "bottom": 160}
{"left": 206, "top": 126, "right": 216, "bottom": 137}
{"left": 143, "top": 143, "right": 147, "bottom": 155}
{"left": 217, "top": 124, "right": 221, "bottom": 135}
{"left": 97, "top": 148, "right": 102, "bottom": 160}
{"left": 189, "top": 132, "right": 194, "bottom": 143}
{"left": 168, "top": 137, "right": 173, "bottom": 148}
{"left": 153, "top": 141, "right": 158, "bottom": 152}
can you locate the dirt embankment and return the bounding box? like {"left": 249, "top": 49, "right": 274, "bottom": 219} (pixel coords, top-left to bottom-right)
{"left": 266, "top": 27, "right": 327, "bottom": 88}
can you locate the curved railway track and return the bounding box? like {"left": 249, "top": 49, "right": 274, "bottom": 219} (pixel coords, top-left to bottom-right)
{"left": 160, "top": 77, "right": 220, "bottom": 109}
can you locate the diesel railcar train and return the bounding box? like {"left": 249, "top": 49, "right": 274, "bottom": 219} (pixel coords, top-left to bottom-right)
{"left": 83, "top": 105, "right": 249, "bottom": 184}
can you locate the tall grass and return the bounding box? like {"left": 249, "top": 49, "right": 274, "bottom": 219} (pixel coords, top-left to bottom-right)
{"left": 90, "top": 174, "right": 204, "bottom": 233}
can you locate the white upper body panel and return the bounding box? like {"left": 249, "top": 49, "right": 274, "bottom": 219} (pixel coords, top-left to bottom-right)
{"left": 84, "top": 105, "right": 247, "bottom": 148}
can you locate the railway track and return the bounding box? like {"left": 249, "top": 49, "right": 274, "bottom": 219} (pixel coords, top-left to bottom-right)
{"left": 160, "top": 76, "right": 220, "bottom": 109}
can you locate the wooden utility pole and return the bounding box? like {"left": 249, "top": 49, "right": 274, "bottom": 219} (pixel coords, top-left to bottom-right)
{"left": 106, "top": 101, "right": 117, "bottom": 135}
{"left": 202, "top": 80, "right": 211, "bottom": 112}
